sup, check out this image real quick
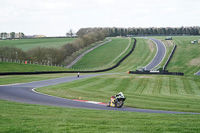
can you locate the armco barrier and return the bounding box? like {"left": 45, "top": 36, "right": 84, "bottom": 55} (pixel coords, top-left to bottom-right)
{"left": 163, "top": 45, "right": 177, "bottom": 70}
{"left": 0, "top": 38, "right": 136, "bottom": 75}
{"left": 128, "top": 70, "right": 184, "bottom": 76}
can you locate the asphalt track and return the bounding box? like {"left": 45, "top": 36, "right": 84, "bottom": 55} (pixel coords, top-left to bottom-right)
{"left": 0, "top": 74, "right": 199, "bottom": 114}
{"left": 195, "top": 70, "right": 200, "bottom": 75}
{"left": 145, "top": 38, "right": 166, "bottom": 70}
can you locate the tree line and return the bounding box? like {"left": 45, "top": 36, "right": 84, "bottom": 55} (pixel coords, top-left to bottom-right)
{"left": 0, "top": 32, "right": 25, "bottom": 39}
{"left": 77, "top": 26, "right": 200, "bottom": 37}
{"left": 0, "top": 29, "right": 107, "bottom": 66}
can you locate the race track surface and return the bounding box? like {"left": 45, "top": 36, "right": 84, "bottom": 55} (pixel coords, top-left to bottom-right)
{"left": 195, "top": 70, "right": 200, "bottom": 75}
{"left": 145, "top": 38, "right": 166, "bottom": 70}
{"left": 0, "top": 74, "right": 199, "bottom": 114}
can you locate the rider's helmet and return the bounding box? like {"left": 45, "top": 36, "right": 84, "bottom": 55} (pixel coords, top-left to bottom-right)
{"left": 118, "top": 92, "right": 124, "bottom": 97}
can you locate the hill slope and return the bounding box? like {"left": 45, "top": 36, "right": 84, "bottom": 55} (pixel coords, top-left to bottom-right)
{"left": 0, "top": 38, "right": 76, "bottom": 51}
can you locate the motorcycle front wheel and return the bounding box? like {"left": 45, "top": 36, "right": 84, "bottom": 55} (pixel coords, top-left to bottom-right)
{"left": 115, "top": 100, "right": 124, "bottom": 108}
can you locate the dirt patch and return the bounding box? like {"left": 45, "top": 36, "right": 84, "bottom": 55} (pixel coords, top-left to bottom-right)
{"left": 121, "top": 76, "right": 130, "bottom": 78}
{"left": 163, "top": 40, "right": 174, "bottom": 47}
{"left": 146, "top": 40, "right": 155, "bottom": 53}
{"left": 137, "top": 76, "right": 152, "bottom": 79}
{"left": 188, "top": 58, "right": 200, "bottom": 66}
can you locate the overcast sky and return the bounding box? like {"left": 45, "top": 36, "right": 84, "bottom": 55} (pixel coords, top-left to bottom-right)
{"left": 0, "top": 0, "right": 199, "bottom": 36}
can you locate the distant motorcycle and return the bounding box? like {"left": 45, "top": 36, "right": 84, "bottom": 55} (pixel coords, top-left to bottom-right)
{"left": 107, "top": 92, "right": 126, "bottom": 108}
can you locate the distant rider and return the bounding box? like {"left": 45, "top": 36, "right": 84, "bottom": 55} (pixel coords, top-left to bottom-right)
{"left": 77, "top": 72, "right": 80, "bottom": 77}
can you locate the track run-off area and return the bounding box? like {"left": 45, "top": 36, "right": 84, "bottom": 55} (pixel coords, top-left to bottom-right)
{"left": 1, "top": 37, "right": 200, "bottom": 114}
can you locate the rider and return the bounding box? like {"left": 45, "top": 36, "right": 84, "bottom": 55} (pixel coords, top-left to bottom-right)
{"left": 110, "top": 92, "right": 124, "bottom": 107}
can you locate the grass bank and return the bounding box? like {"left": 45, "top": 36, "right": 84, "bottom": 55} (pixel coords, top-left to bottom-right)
{"left": 71, "top": 37, "right": 131, "bottom": 70}
{"left": 0, "top": 100, "right": 200, "bottom": 133}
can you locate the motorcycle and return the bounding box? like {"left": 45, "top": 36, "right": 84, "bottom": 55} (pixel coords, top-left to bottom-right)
{"left": 107, "top": 92, "right": 126, "bottom": 108}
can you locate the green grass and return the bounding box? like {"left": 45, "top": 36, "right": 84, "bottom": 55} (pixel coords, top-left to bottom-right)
{"left": 37, "top": 74, "right": 200, "bottom": 113}
{"left": 71, "top": 37, "right": 131, "bottom": 70}
{"left": 1, "top": 100, "right": 200, "bottom": 133}
{"left": 0, "top": 62, "right": 70, "bottom": 72}
{"left": 0, "top": 38, "right": 76, "bottom": 51}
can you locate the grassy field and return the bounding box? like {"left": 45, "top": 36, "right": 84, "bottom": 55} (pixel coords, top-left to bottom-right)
{"left": 0, "top": 38, "right": 76, "bottom": 51}
{"left": 71, "top": 37, "right": 131, "bottom": 70}
{"left": 0, "top": 62, "right": 70, "bottom": 72}
{"left": 1, "top": 100, "right": 200, "bottom": 133}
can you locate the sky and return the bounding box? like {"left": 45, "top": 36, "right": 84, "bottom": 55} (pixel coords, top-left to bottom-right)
{"left": 0, "top": 0, "right": 199, "bottom": 36}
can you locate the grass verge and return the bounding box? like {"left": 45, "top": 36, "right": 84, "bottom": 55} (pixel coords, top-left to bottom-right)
{"left": 0, "top": 100, "right": 200, "bottom": 133}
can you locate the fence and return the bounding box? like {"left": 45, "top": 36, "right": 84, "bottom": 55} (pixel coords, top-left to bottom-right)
{"left": 0, "top": 58, "right": 64, "bottom": 67}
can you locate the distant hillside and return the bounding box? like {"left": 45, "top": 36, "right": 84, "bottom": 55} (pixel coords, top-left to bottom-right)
{"left": 0, "top": 62, "right": 70, "bottom": 72}
{"left": 0, "top": 38, "right": 76, "bottom": 51}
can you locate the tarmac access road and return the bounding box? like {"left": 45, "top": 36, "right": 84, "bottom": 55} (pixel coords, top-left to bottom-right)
{"left": 0, "top": 73, "right": 199, "bottom": 114}
{"left": 145, "top": 38, "right": 166, "bottom": 70}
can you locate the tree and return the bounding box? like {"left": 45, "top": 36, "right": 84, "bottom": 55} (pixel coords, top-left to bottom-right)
{"left": 66, "top": 29, "right": 74, "bottom": 38}
{"left": 10, "top": 32, "right": 15, "bottom": 39}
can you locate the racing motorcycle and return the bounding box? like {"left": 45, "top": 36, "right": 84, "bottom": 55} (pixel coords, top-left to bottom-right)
{"left": 107, "top": 92, "right": 126, "bottom": 108}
